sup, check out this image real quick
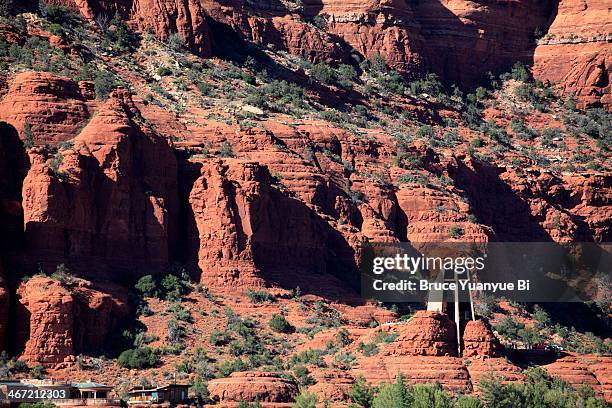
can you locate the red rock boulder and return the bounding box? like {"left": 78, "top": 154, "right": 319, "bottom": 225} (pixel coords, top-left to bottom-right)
{"left": 387, "top": 311, "right": 458, "bottom": 357}
{"left": 462, "top": 319, "right": 503, "bottom": 358}
{"left": 207, "top": 371, "right": 298, "bottom": 403}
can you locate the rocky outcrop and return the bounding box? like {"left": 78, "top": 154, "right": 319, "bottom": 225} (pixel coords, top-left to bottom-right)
{"left": 447, "top": 158, "right": 612, "bottom": 242}
{"left": 187, "top": 157, "right": 341, "bottom": 289}
{"left": 354, "top": 355, "right": 472, "bottom": 393}
{"left": 533, "top": 0, "right": 611, "bottom": 109}
{"left": 188, "top": 159, "right": 274, "bottom": 288}
{"left": 15, "top": 275, "right": 128, "bottom": 367}
{"left": 387, "top": 311, "right": 458, "bottom": 357}
{"left": 462, "top": 319, "right": 503, "bottom": 358}
{"left": 584, "top": 355, "right": 612, "bottom": 402}
{"left": 48, "top": 0, "right": 211, "bottom": 56}
{"left": 21, "top": 88, "right": 178, "bottom": 278}
{"left": 207, "top": 371, "right": 298, "bottom": 403}
{"left": 466, "top": 357, "right": 524, "bottom": 393}
{"left": 543, "top": 355, "right": 603, "bottom": 397}
{"left": 0, "top": 72, "right": 92, "bottom": 145}
{"left": 308, "top": 370, "right": 354, "bottom": 402}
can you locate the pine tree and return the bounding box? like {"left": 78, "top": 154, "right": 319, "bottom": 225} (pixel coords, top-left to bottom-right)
{"left": 349, "top": 375, "right": 375, "bottom": 408}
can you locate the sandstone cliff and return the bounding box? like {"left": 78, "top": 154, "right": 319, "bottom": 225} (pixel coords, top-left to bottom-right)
{"left": 21, "top": 88, "right": 178, "bottom": 278}
{"left": 15, "top": 275, "right": 128, "bottom": 367}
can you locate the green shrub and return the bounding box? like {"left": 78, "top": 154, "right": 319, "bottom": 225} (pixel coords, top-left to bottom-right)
{"left": 105, "top": 13, "right": 136, "bottom": 52}
{"left": 135, "top": 275, "right": 157, "bottom": 297}
{"left": 289, "top": 349, "right": 326, "bottom": 367}
{"left": 13, "top": 359, "right": 29, "bottom": 372}
{"left": 117, "top": 347, "right": 160, "bottom": 368}
{"left": 93, "top": 70, "right": 118, "bottom": 101}
{"left": 416, "top": 125, "right": 434, "bottom": 139}
{"left": 29, "top": 364, "right": 46, "bottom": 379}
{"left": 310, "top": 62, "right": 335, "bottom": 85}
{"left": 218, "top": 141, "right": 234, "bottom": 158}
{"left": 409, "top": 73, "right": 444, "bottom": 98}
{"left": 217, "top": 358, "right": 246, "bottom": 377}
{"left": 412, "top": 383, "right": 453, "bottom": 408}
{"left": 511, "top": 62, "right": 530, "bottom": 82}
{"left": 156, "top": 66, "right": 172, "bottom": 76}
{"left": 197, "top": 82, "right": 213, "bottom": 96}
{"left": 268, "top": 314, "right": 293, "bottom": 333}
{"left": 357, "top": 342, "right": 379, "bottom": 357}
{"left": 372, "top": 374, "right": 412, "bottom": 408}
{"left": 333, "top": 352, "right": 356, "bottom": 370}
{"left": 292, "top": 390, "right": 318, "bottom": 408}
{"left": 335, "top": 328, "right": 351, "bottom": 347}
{"left": 50, "top": 264, "right": 75, "bottom": 286}
{"left": 209, "top": 329, "right": 231, "bottom": 346}
{"left": 166, "top": 33, "right": 184, "bottom": 51}
{"left": 494, "top": 316, "right": 525, "bottom": 341}
{"left": 246, "top": 289, "right": 276, "bottom": 304}
{"left": 449, "top": 225, "right": 464, "bottom": 238}
{"left": 336, "top": 64, "right": 357, "bottom": 88}
{"left": 167, "top": 319, "right": 185, "bottom": 343}
{"left": 514, "top": 83, "right": 537, "bottom": 102}
{"left": 293, "top": 366, "right": 315, "bottom": 386}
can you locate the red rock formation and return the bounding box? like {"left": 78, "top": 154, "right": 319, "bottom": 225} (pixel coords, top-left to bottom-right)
{"left": 446, "top": 157, "right": 611, "bottom": 242}
{"left": 533, "top": 0, "right": 611, "bottom": 109}
{"left": 15, "top": 275, "right": 128, "bottom": 367}
{"left": 48, "top": 0, "right": 211, "bottom": 56}
{"left": 387, "top": 311, "right": 458, "bottom": 356}
{"left": 582, "top": 355, "right": 612, "bottom": 402}
{"left": 21, "top": 88, "right": 178, "bottom": 278}
{"left": 308, "top": 370, "right": 354, "bottom": 402}
{"left": 187, "top": 157, "right": 351, "bottom": 290}
{"left": 188, "top": 159, "right": 273, "bottom": 288}
{"left": 466, "top": 357, "right": 524, "bottom": 393}
{"left": 207, "top": 371, "right": 298, "bottom": 403}
{"left": 0, "top": 72, "right": 92, "bottom": 145}
{"left": 543, "top": 355, "right": 603, "bottom": 397}
{"left": 355, "top": 355, "right": 472, "bottom": 393}
{"left": 462, "top": 319, "right": 503, "bottom": 358}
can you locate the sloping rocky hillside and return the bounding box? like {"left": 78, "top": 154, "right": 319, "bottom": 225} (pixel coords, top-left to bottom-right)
{"left": 0, "top": 0, "right": 610, "bottom": 406}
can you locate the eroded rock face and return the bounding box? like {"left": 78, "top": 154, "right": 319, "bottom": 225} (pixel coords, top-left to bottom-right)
{"left": 21, "top": 88, "right": 178, "bottom": 278}
{"left": 543, "top": 355, "right": 604, "bottom": 398}
{"left": 584, "top": 355, "right": 612, "bottom": 402}
{"left": 466, "top": 357, "right": 524, "bottom": 393}
{"left": 15, "top": 275, "right": 128, "bottom": 367}
{"left": 188, "top": 158, "right": 333, "bottom": 289}
{"left": 462, "top": 319, "right": 503, "bottom": 358}
{"left": 447, "top": 158, "right": 612, "bottom": 242}
{"left": 308, "top": 370, "right": 354, "bottom": 402}
{"left": 48, "top": 0, "right": 211, "bottom": 56}
{"left": 533, "top": 0, "right": 611, "bottom": 109}
{"left": 207, "top": 371, "right": 298, "bottom": 403}
{"left": 355, "top": 355, "right": 472, "bottom": 393}
{"left": 0, "top": 72, "right": 91, "bottom": 145}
